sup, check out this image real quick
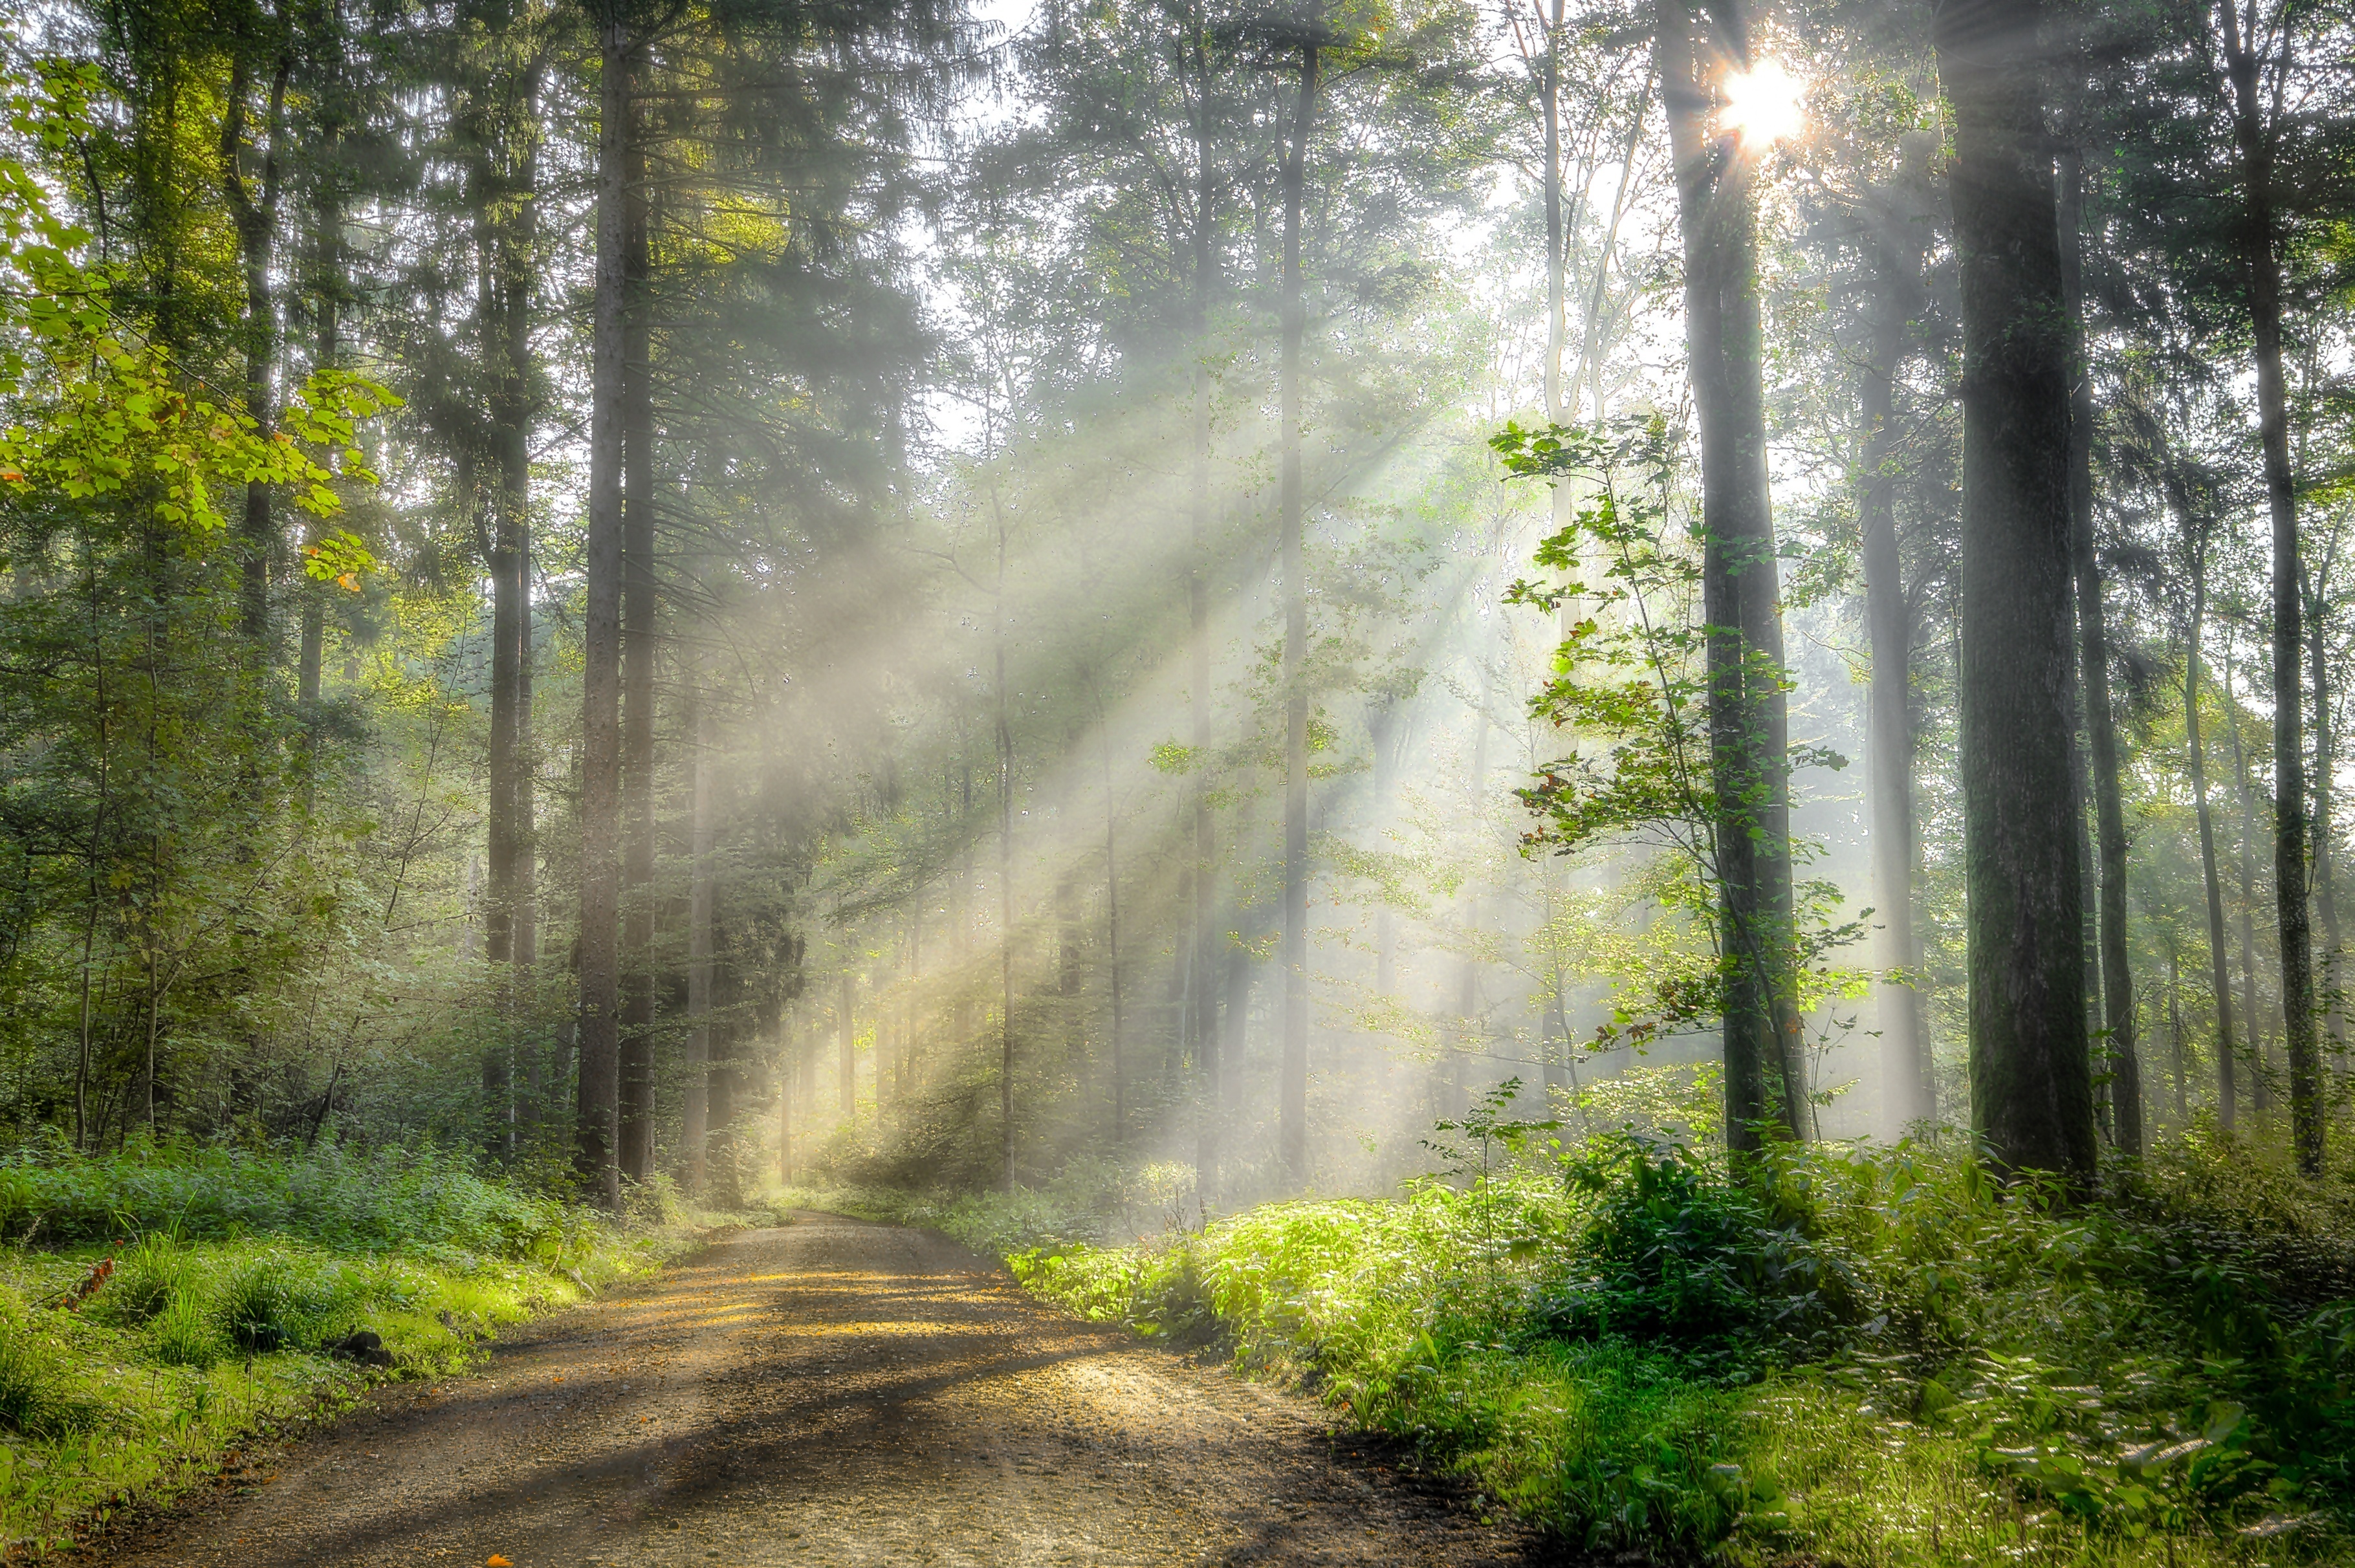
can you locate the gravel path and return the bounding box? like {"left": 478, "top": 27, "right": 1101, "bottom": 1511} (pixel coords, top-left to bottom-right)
{"left": 98, "top": 1213, "right": 1567, "bottom": 1567}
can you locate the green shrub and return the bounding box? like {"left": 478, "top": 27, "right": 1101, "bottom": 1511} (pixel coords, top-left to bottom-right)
{"left": 1017, "top": 1130, "right": 2355, "bottom": 1563}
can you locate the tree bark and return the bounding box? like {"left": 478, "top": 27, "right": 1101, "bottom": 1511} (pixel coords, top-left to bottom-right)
{"left": 618, "top": 95, "right": 658, "bottom": 1184}
{"left": 2184, "top": 551, "right": 2238, "bottom": 1126}
{"left": 575, "top": 14, "right": 630, "bottom": 1208}
{"left": 1659, "top": 0, "right": 1805, "bottom": 1149}
{"left": 1277, "top": 38, "right": 1318, "bottom": 1184}
{"left": 1933, "top": 0, "right": 2095, "bottom": 1179}
{"left": 2059, "top": 149, "right": 2141, "bottom": 1157}
{"left": 2219, "top": 0, "right": 2320, "bottom": 1173}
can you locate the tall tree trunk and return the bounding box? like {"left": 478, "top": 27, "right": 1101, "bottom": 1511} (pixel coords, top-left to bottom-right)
{"left": 1859, "top": 200, "right": 1928, "bottom": 1129}
{"left": 618, "top": 102, "right": 658, "bottom": 1184}
{"left": 505, "top": 71, "right": 542, "bottom": 1114}
{"left": 2220, "top": 0, "right": 2320, "bottom": 1173}
{"left": 575, "top": 14, "right": 629, "bottom": 1208}
{"left": 2185, "top": 553, "right": 2238, "bottom": 1126}
{"left": 1540, "top": 0, "right": 1565, "bottom": 426}
{"left": 1276, "top": 38, "right": 1319, "bottom": 1184}
{"left": 2224, "top": 635, "right": 2272, "bottom": 1116}
{"left": 2060, "top": 150, "right": 2141, "bottom": 1156}
{"left": 684, "top": 684, "right": 712, "bottom": 1193}
{"left": 477, "top": 133, "right": 518, "bottom": 1161}
{"left": 1659, "top": 0, "right": 1805, "bottom": 1149}
{"left": 996, "top": 519, "right": 1016, "bottom": 1190}
{"left": 2308, "top": 562, "right": 2343, "bottom": 1077}
{"left": 1934, "top": 0, "right": 2095, "bottom": 1179}
{"left": 222, "top": 44, "right": 290, "bottom": 657}
{"left": 487, "top": 58, "right": 542, "bottom": 981}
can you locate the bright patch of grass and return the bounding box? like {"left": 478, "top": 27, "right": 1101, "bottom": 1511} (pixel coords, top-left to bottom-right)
{"left": 0, "top": 1144, "right": 675, "bottom": 1556}
{"left": 1018, "top": 1131, "right": 2355, "bottom": 1565}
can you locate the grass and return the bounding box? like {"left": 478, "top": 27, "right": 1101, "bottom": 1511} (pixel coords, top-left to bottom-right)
{"left": 1011, "top": 1126, "right": 2355, "bottom": 1566}
{"left": 0, "top": 1140, "right": 696, "bottom": 1558}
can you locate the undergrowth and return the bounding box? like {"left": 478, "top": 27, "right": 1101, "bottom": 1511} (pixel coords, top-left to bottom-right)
{"left": 1016, "top": 1127, "right": 2355, "bottom": 1566}
{"left": 0, "top": 1140, "right": 683, "bottom": 1558}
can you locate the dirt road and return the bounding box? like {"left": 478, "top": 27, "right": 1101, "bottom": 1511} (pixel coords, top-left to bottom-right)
{"left": 101, "top": 1214, "right": 1564, "bottom": 1567}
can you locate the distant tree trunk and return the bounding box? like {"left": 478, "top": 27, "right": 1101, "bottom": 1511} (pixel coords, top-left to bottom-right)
{"left": 1454, "top": 708, "right": 1489, "bottom": 1115}
{"left": 708, "top": 1043, "right": 736, "bottom": 1205}
{"left": 2060, "top": 150, "right": 2141, "bottom": 1157}
{"left": 2184, "top": 554, "right": 2238, "bottom": 1127}
{"left": 2219, "top": 0, "right": 2320, "bottom": 1173}
{"left": 478, "top": 132, "right": 518, "bottom": 1163}
{"left": 222, "top": 43, "right": 290, "bottom": 657}
{"left": 298, "top": 70, "right": 339, "bottom": 715}
{"left": 1276, "top": 37, "right": 1319, "bottom": 1184}
{"left": 2169, "top": 948, "right": 2189, "bottom": 1120}
{"left": 2223, "top": 635, "right": 2271, "bottom": 1117}
{"left": 575, "top": 12, "right": 630, "bottom": 1208}
{"left": 1934, "top": 0, "right": 2095, "bottom": 1179}
{"left": 505, "top": 80, "right": 541, "bottom": 1113}
{"left": 2308, "top": 563, "right": 2344, "bottom": 1075}
{"left": 1189, "top": 34, "right": 1220, "bottom": 1201}
{"left": 996, "top": 530, "right": 1016, "bottom": 1191}
{"left": 684, "top": 686, "right": 712, "bottom": 1193}
{"left": 1103, "top": 731, "right": 1124, "bottom": 1146}
{"left": 777, "top": 1024, "right": 796, "bottom": 1184}
{"left": 1858, "top": 197, "right": 1928, "bottom": 1129}
{"left": 618, "top": 98, "right": 658, "bottom": 1184}
{"left": 1370, "top": 697, "right": 1399, "bottom": 1003}
{"left": 838, "top": 972, "right": 856, "bottom": 1118}
{"left": 1659, "top": 0, "right": 1805, "bottom": 1149}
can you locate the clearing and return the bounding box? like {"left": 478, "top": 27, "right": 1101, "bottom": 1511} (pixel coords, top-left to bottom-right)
{"left": 96, "top": 1212, "right": 1566, "bottom": 1567}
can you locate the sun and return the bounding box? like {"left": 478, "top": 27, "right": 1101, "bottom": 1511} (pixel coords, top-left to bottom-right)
{"left": 1721, "top": 59, "right": 1806, "bottom": 147}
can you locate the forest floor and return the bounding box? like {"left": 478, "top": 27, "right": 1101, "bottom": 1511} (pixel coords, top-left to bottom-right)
{"left": 89, "top": 1212, "right": 1579, "bottom": 1568}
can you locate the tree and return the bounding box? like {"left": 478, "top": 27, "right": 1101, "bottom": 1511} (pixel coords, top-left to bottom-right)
{"left": 1657, "top": 0, "right": 1805, "bottom": 1149}
{"left": 1934, "top": 0, "right": 2095, "bottom": 1179}
{"left": 2215, "top": 0, "right": 2320, "bottom": 1173}
{"left": 577, "top": 3, "right": 632, "bottom": 1209}
{"left": 2060, "top": 149, "right": 2142, "bottom": 1156}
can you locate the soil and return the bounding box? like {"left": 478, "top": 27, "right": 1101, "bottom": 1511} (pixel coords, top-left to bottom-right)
{"left": 94, "top": 1212, "right": 1580, "bottom": 1567}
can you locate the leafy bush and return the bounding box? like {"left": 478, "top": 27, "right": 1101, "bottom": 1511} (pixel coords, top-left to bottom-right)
{"left": 1018, "top": 1131, "right": 2355, "bottom": 1564}
{"left": 1535, "top": 1134, "right": 1857, "bottom": 1367}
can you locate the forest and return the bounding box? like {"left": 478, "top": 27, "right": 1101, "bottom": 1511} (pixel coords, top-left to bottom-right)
{"left": 0, "top": 0, "right": 2349, "bottom": 1559}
